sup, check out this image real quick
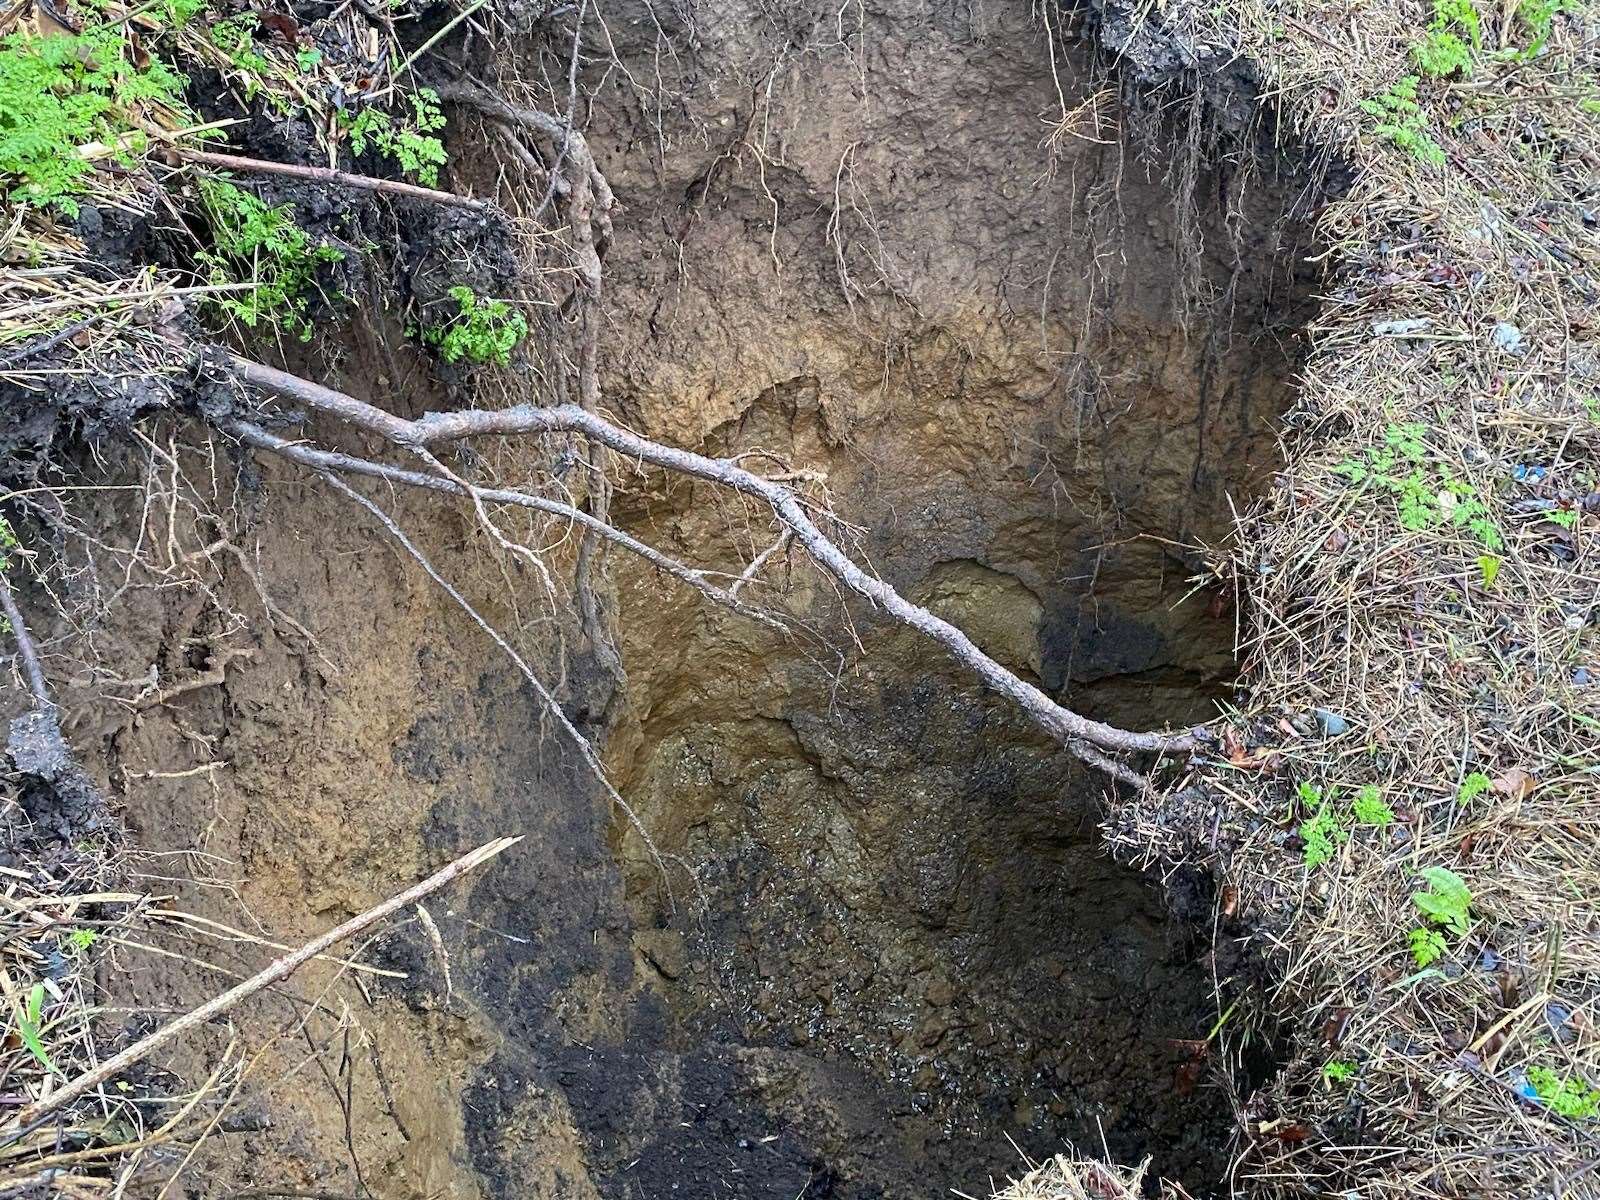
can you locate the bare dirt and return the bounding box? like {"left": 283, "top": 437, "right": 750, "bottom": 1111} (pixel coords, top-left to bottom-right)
{"left": 11, "top": 2, "right": 1330, "bottom": 1197}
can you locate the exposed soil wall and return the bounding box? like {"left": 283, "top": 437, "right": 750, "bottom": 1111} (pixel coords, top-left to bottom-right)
{"left": 571, "top": 3, "right": 1321, "bottom": 1192}
{"left": 13, "top": 3, "right": 1326, "bottom": 1197}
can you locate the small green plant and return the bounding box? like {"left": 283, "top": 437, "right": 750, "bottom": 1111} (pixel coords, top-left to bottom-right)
{"left": 346, "top": 89, "right": 447, "bottom": 186}
{"left": 1526, "top": 1066, "right": 1599, "bottom": 1118}
{"left": 422, "top": 286, "right": 528, "bottom": 366}
{"left": 1335, "top": 422, "right": 1502, "bottom": 549}
{"left": 1358, "top": 77, "right": 1446, "bottom": 167}
{"left": 1351, "top": 783, "right": 1395, "bottom": 827}
{"left": 1297, "top": 782, "right": 1348, "bottom": 868}
{"left": 0, "top": 515, "right": 17, "bottom": 573}
{"left": 1457, "top": 771, "right": 1493, "bottom": 804}
{"left": 1413, "top": 0, "right": 1480, "bottom": 77}
{"left": 164, "top": 0, "right": 205, "bottom": 25}
{"left": 196, "top": 177, "right": 343, "bottom": 338}
{"left": 1409, "top": 925, "right": 1448, "bottom": 967}
{"left": 1412, "top": 865, "right": 1473, "bottom": 935}
{"left": 16, "top": 982, "right": 57, "bottom": 1075}
{"left": 1442, "top": 480, "right": 1502, "bottom": 548}
{"left": 66, "top": 927, "right": 97, "bottom": 952}
{"left": 207, "top": 14, "right": 270, "bottom": 77}
{"left": 1322, "top": 1060, "right": 1356, "bottom": 1084}
{"left": 1513, "top": 0, "right": 1573, "bottom": 59}
{"left": 0, "top": 25, "right": 188, "bottom": 212}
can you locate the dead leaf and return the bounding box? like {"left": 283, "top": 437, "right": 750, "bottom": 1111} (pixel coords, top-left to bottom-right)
{"left": 1492, "top": 767, "right": 1536, "bottom": 801}
{"left": 1173, "top": 1058, "right": 1204, "bottom": 1097}
{"left": 1320, "top": 1006, "right": 1353, "bottom": 1048}
{"left": 1497, "top": 967, "right": 1521, "bottom": 1008}
{"left": 127, "top": 26, "right": 150, "bottom": 69}
{"left": 258, "top": 10, "right": 299, "bottom": 40}
{"left": 1220, "top": 884, "right": 1239, "bottom": 918}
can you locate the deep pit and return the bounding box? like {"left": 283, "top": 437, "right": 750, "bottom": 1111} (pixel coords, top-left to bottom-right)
{"left": 575, "top": 3, "right": 1323, "bottom": 1194}
{"left": 38, "top": 4, "right": 1329, "bottom": 1198}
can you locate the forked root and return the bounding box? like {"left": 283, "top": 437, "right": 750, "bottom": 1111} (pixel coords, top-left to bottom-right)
{"left": 226, "top": 355, "right": 1208, "bottom": 782}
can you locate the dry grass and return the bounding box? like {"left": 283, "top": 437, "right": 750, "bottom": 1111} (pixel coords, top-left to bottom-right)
{"left": 1100, "top": 0, "right": 1600, "bottom": 1196}
{"left": 989, "top": 1152, "right": 1160, "bottom": 1200}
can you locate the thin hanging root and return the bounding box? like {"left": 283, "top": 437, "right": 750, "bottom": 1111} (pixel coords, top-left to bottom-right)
{"left": 315, "top": 471, "right": 676, "bottom": 900}
{"left": 223, "top": 418, "right": 788, "bottom": 632}
{"left": 228, "top": 356, "right": 1208, "bottom": 780}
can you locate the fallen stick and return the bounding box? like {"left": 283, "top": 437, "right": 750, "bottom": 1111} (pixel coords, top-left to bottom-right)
{"left": 9, "top": 835, "right": 520, "bottom": 1129}
{"left": 176, "top": 148, "right": 488, "bottom": 211}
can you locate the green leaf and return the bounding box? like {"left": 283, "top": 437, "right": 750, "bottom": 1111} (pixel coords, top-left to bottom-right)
{"left": 1411, "top": 866, "right": 1472, "bottom": 935}
{"left": 197, "top": 178, "right": 343, "bottom": 338}
{"left": 0, "top": 24, "right": 189, "bottom": 211}
{"left": 18, "top": 983, "right": 58, "bottom": 1075}
{"left": 421, "top": 286, "right": 527, "bottom": 366}
{"left": 1457, "top": 771, "right": 1492, "bottom": 804}
{"left": 1351, "top": 783, "right": 1394, "bottom": 827}
{"left": 1527, "top": 1066, "right": 1600, "bottom": 1119}
{"left": 1299, "top": 797, "right": 1347, "bottom": 869}
{"left": 1409, "top": 926, "right": 1447, "bottom": 967}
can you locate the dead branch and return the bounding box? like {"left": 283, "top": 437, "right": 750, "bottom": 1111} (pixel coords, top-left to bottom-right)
{"left": 176, "top": 149, "right": 488, "bottom": 211}
{"left": 9, "top": 836, "right": 520, "bottom": 1130}
{"left": 228, "top": 357, "right": 1205, "bottom": 766}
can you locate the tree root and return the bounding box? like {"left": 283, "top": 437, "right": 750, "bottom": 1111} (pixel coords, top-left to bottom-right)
{"left": 226, "top": 355, "right": 1207, "bottom": 779}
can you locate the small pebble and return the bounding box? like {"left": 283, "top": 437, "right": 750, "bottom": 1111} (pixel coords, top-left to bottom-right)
{"left": 1491, "top": 321, "right": 1525, "bottom": 353}
{"left": 1314, "top": 708, "right": 1350, "bottom": 737}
